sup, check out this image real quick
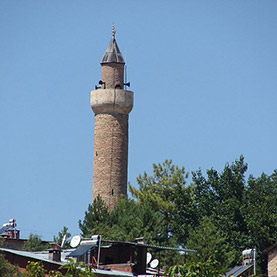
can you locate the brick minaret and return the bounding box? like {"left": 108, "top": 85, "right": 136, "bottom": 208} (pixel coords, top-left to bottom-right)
{"left": 90, "top": 27, "right": 133, "bottom": 210}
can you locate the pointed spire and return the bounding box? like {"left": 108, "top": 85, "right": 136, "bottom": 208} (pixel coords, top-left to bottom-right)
{"left": 101, "top": 25, "right": 125, "bottom": 64}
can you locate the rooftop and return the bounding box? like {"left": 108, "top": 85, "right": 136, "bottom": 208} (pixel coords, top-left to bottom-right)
{"left": 101, "top": 25, "right": 125, "bottom": 64}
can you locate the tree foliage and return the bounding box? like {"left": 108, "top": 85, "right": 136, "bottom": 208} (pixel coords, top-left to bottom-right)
{"left": 79, "top": 156, "right": 277, "bottom": 275}
{"left": 186, "top": 217, "right": 236, "bottom": 271}
{"left": 0, "top": 251, "right": 20, "bottom": 276}
{"left": 54, "top": 226, "right": 71, "bottom": 248}
{"left": 79, "top": 196, "right": 162, "bottom": 243}
{"left": 23, "top": 261, "right": 46, "bottom": 277}
{"left": 23, "top": 233, "right": 48, "bottom": 252}
{"left": 59, "top": 258, "right": 95, "bottom": 276}
{"left": 167, "top": 260, "right": 222, "bottom": 277}
{"left": 22, "top": 260, "right": 95, "bottom": 276}
{"left": 48, "top": 270, "right": 63, "bottom": 277}
{"left": 79, "top": 195, "right": 111, "bottom": 238}
{"left": 130, "top": 159, "right": 195, "bottom": 246}
{"left": 0, "top": 238, "right": 21, "bottom": 276}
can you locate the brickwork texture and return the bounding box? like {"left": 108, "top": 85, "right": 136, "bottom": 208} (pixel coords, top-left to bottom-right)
{"left": 268, "top": 248, "right": 277, "bottom": 277}
{"left": 92, "top": 113, "right": 129, "bottom": 210}
{"left": 101, "top": 64, "right": 124, "bottom": 89}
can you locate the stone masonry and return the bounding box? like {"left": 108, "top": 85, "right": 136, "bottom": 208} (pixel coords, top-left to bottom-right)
{"left": 90, "top": 28, "right": 133, "bottom": 210}
{"left": 101, "top": 63, "right": 124, "bottom": 89}
{"left": 268, "top": 244, "right": 277, "bottom": 277}
{"left": 91, "top": 89, "right": 133, "bottom": 210}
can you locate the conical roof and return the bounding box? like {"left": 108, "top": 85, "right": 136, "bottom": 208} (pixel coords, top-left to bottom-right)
{"left": 101, "top": 26, "right": 125, "bottom": 64}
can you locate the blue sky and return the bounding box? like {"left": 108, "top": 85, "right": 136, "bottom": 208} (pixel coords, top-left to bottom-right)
{"left": 1, "top": 0, "right": 276, "bottom": 241}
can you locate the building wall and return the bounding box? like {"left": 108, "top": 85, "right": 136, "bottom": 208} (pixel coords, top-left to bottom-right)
{"left": 92, "top": 245, "right": 133, "bottom": 265}
{"left": 104, "top": 263, "right": 133, "bottom": 273}
{"left": 2, "top": 252, "right": 65, "bottom": 275}
{"left": 2, "top": 238, "right": 26, "bottom": 250}
{"left": 268, "top": 248, "right": 277, "bottom": 277}
{"left": 1, "top": 238, "right": 48, "bottom": 250}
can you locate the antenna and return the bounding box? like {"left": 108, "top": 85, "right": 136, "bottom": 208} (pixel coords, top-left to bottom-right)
{"left": 70, "top": 235, "right": 81, "bottom": 248}
{"left": 124, "top": 49, "right": 127, "bottom": 89}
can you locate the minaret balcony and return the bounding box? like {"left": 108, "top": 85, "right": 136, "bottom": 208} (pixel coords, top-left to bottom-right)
{"left": 91, "top": 88, "right": 133, "bottom": 115}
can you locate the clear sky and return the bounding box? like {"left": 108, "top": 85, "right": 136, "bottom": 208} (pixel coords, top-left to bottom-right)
{"left": 1, "top": 0, "right": 276, "bottom": 241}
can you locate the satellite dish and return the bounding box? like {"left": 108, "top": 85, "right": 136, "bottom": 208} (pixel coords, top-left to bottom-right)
{"left": 150, "top": 259, "right": 159, "bottom": 269}
{"left": 146, "top": 252, "right": 152, "bottom": 264}
{"left": 70, "top": 235, "right": 81, "bottom": 248}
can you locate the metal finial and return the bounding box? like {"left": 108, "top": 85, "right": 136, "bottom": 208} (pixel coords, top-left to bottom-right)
{"left": 112, "top": 24, "right": 116, "bottom": 39}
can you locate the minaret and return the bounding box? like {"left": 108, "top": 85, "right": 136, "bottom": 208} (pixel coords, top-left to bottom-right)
{"left": 90, "top": 26, "right": 133, "bottom": 210}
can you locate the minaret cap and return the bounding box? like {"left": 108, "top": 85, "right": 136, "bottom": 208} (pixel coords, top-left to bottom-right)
{"left": 101, "top": 25, "right": 125, "bottom": 64}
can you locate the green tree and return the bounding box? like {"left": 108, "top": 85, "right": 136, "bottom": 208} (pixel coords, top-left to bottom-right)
{"left": 59, "top": 258, "right": 95, "bottom": 276}
{"left": 54, "top": 226, "right": 71, "bottom": 248}
{"left": 23, "top": 233, "right": 48, "bottom": 252}
{"left": 129, "top": 159, "right": 193, "bottom": 245}
{"left": 109, "top": 197, "right": 162, "bottom": 242}
{"left": 242, "top": 170, "right": 277, "bottom": 274}
{"left": 167, "top": 264, "right": 188, "bottom": 276}
{"left": 79, "top": 196, "right": 162, "bottom": 243}
{"left": 191, "top": 156, "right": 277, "bottom": 274}
{"left": 0, "top": 251, "right": 20, "bottom": 276}
{"left": 79, "top": 157, "right": 277, "bottom": 274}
{"left": 129, "top": 160, "right": 196, "bottom": 265}
{"left": 59, "top": 258, "right": 83, "bottom": 276}
{"left": 167, "top": 260, "right": 222, "bottom": 277}
{"left": 23, "top": 261, "right": 46, "bottom": 277}
{"left": 186, "top": 217, "right": 236, "bottom": 271}
{"left": 192, "top": 156, "right": 249, "bottom": 265}
{"left": 79, "top": 195, "right": 111, "bottom": 238}
{"left": 82, "top": 264, "right": 96, "bottom": 277}
{"left": 0, "top": 239, "right": 22, "bottom": 276}
{"left": 49, "top": 270, "right": 63, "bottom": 277}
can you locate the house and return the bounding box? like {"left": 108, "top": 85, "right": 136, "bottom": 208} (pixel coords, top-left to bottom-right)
{"left": 0, "top": 246, "right": 133, "bottom": 276}
{"left": 67, "top": 237, "right": 196, "bottom": 276}
{"left": 1, "top": 236, "right": 196, "bottom": 276}
{"left": 0, "top": 246, "right": 66, "bottom": 275}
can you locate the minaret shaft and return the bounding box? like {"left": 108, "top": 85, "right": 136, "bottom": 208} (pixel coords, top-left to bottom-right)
{"left": 92, "top": 113, "right": 128, "bottom": 210}
{"left": 91, "top": 88, "right": 133, "bottom": 210}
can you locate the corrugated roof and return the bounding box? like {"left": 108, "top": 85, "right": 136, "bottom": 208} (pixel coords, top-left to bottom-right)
{"left": 0, "top": 248, "right": 62, "bottom": 265}
{"left": 101, "top": 239, "right": 196, "bottom": 253}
